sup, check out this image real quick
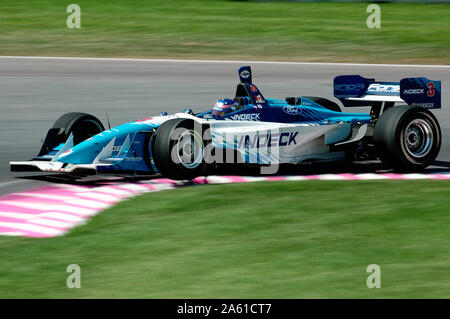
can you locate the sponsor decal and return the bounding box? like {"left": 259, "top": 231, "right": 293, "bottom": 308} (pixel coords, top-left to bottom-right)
{"left": 403, "top": 89, "right": 425, "bottom": 94}
{"left": 112, "top": 145, "right": 123, "bottom": 152}
{"left": 282, "top": 105, "right": 302, "bottom": 116}
{"left": 60, "top": 149, "right": 73, "bottom": 157}
{"left": 240, "top": 70, "right": 250, "bottom": 79}
{"left": 403, "top": 88, "right": 425, "bottom": 95}
{"left": 255, "top": 94, "right": 265, "bottom": 103}
{"left": 250, "top": 84, "right": 257, "bottom": 92}
{"left": 334, "top": 83, "right": 365, "bottom": 92}
{"left": 413, "top": 103, "right": 434, "bottom": 108}
{"left": 238, "top": 132, "right": 298, "bottom": 148}
{"left": 135, "top": 117, "right": 153, "bottom": 122}
{"left": 124, "top": 156, "right": 142, "bottom": 162}
{"left": 367, "top": 83, "right": 400, "bottom": 94}
{"left": 229, "top": 113, "right": 260, "bottom": 121}
{"left": 131, "top": 115, "right": 171, "bottom": 126}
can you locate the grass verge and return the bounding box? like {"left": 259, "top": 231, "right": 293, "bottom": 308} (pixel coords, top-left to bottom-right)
{"left": 1, "top": 180, "right": 450, "bottom": 298}
{"left": 0, "top": 0, "right": 449, "bottom": 64}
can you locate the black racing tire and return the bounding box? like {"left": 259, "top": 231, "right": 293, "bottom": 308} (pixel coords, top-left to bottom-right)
{"left": 373, "top": 105, "right": 441, "bottom": 172}
{"left": 303, "top": 96, "right": 342, "bottom": 112}
{"left": 53, "top": 112, "right": 105, "bottom": 145}
{"left": 152, "top": 118, "right": 210, "bottom": 180}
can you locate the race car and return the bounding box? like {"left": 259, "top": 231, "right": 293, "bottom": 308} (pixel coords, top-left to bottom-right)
{"left": 10, "top": 66, "right": 442, "bottom": 180}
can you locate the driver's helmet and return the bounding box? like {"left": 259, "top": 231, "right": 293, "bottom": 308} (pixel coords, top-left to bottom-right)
{"left": 212, "top": 98, "right": 239, "bottom": 118}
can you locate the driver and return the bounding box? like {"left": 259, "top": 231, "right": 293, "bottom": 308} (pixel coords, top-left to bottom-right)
{"left": 211, "top": 98, "right": 242, "bottom": 118}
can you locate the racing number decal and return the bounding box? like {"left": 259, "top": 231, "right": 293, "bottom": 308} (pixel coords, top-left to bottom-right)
{"left": 427, "top": 82, "right": 435, "bottom": 97}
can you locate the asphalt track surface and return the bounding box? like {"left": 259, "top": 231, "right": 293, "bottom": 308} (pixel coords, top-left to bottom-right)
{"left": 0, "top": 56, "right": 449, "bottom": 195}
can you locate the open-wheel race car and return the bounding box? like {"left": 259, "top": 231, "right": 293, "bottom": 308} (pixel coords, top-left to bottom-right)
{"left": 11, "top": 66, "right": 442, "bottom": 180}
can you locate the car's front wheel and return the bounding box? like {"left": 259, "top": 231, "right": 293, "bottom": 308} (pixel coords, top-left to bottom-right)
{"left": 53, "top": 112, "right": 105, "bottom": 145}
{"left": 152, "top": 119, "right": 209, "bottom": 180}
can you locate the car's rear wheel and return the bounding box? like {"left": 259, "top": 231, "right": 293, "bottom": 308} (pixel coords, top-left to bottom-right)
{"left": 373, "top": 105, "right": 441, "bottom": 171}
{"left": 152, "top": 119, "right": 209, "bottom": 180}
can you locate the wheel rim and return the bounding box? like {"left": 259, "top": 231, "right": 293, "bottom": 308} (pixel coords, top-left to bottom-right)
{"left": 403, "top": 118, "right": 434, "bottom": 158}
{"left": 175, "top": 129, "right": 204, "bottom": 169}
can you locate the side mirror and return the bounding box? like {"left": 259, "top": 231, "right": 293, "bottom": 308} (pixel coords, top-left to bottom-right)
{"left": 183, "top": 108, "right": 195, "bottom": 115}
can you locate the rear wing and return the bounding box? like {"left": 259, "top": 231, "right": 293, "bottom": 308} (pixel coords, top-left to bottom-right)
{"left": 334, "top": 75, "right": 441, "bottom": 109}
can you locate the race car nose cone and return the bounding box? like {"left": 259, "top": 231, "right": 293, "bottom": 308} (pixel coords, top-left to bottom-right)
{"left": 58, "top": 148, "right": 73, "bottom": 160}
{"left": 57, "top": 141, "right": 100, "bottom": 164}
{"left": 57, "top": 147, "right": 81, "bottom": 163}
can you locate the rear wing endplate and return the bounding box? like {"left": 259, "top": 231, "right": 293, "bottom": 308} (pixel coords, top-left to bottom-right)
{"left": 334, "top": 75, "right": 441, "bottom": 109}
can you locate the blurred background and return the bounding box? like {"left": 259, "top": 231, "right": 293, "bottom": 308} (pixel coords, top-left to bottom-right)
{"left": 0, "top": 0, "right": 449, "bottom": 64}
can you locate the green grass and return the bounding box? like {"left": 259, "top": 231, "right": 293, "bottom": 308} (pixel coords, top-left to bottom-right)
{"left": 0, "top": 0, "right": 449, "bottom": 63}
{"left": 1, "top": 180, "right": 450, "bottom": 298}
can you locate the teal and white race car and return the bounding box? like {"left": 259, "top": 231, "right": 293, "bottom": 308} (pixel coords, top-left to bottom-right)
{"left": 11, "top": 66, "right": 442, "bottom": 180}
